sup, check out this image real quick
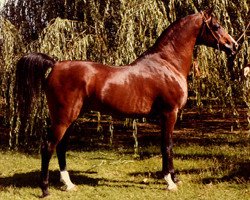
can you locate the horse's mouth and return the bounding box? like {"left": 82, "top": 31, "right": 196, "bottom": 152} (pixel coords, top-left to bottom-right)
{"left": 227, "top": 49, "right": 236, "bottom": 57}
{"left": 224, "top": 42, "right": 238, "bottom": 57}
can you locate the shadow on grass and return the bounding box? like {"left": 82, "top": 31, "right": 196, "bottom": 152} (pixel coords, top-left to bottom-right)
{"left": 0, "top": 170, "right": 160, "bottom": 191}
{"left": 0, "top": 161, "right": 249, "bottom": 193}
{"left": 0, "top": 170, "right": 100, "bottom": 189}
{"left": 129, "top": 161, "right": 250, "bottom": 184}
{"left": 201, "top": 161, "right": 250, "bottom": 184}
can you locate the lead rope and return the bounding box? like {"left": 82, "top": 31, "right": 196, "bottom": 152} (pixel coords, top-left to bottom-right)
{"left": 236, "top": 21, "right": 250, "bottom": 43}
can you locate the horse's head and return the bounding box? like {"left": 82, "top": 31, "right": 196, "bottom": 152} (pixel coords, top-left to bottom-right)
{"left": 197, "top": 8, "right": 238, "bottom": 56}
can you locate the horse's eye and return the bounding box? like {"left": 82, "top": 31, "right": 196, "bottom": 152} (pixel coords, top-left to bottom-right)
{"left": 213, "top": 24, "right": 220, "bottom": 31}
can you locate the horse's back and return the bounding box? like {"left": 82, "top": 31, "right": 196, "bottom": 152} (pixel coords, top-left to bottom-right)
{"left": 47, "top": 60, "right": 106, "bottom": 93}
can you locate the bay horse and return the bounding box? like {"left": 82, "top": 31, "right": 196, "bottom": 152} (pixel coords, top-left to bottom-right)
{"left": 15, "top": 9, "right": 238, "bottom": 197}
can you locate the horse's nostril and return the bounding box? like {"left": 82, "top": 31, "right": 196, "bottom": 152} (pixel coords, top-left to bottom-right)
{"left": 234, "top": 42, "right": 239, "bottom": 50}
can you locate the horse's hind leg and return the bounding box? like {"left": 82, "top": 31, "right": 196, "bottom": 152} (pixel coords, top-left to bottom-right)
{"left": 40, "top": 124, "right": 69, "bottom": 197}
{"left": 41, "top": 86, "right": 84, "bottom": 196}
{"left": 41, "top": 138, "right": 53, "bottom": 197}
{"left": 56, "top": 129, "right": 76, "bottom": 190}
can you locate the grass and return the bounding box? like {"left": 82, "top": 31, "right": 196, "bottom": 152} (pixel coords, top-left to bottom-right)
{"left": 0, "top": 110, "right": 249, "bottom": 199}
{"left": 0, "top": 132, "right": 249, "bottom": 200}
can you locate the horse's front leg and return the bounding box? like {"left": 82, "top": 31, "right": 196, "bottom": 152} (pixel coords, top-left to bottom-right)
{"left": 56, "top": 132, "right": 76, "bottom": 191}
{"left": 161, "top": 109, "right": 180, "bottom": 191}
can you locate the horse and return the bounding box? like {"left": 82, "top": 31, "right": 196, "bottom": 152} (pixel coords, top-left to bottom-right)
{"left": 15, "top": 8, "right": 238, "bottom": 197}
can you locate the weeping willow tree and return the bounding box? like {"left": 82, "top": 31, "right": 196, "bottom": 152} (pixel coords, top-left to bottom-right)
{"left": 0, "top": 0, "right": 249, "bottom": 149}
{"left": 0, "top": 17, "right": 25, "bottom": 147}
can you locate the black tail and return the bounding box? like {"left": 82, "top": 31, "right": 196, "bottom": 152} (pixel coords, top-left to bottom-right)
{"left": 15, "top": 53, "right": 56, "bottom": 116}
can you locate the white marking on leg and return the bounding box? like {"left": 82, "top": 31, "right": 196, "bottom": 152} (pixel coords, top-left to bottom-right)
{"left": 164, "top": 174, "right": 178, "bottom": 191}
{"left": 60, "top": 170, "right": 76, "bottom": 190}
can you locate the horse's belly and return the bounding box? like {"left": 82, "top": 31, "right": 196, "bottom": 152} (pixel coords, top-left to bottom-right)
{"left": 114, "top": 97, "right": 153, "bottom": 115}
{"left": 85, "top": 94, "right": 153, "bottom": 117}
{"left": 110, "top": 98, "right": 153, "bottom": 116}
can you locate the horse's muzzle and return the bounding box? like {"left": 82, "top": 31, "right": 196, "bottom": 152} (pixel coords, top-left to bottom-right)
{"left": 225, "top": 41, "right": 238, "bottom": 57}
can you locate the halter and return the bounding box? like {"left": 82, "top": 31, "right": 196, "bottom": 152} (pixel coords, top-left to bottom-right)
{"left": 200, "top": 11, "right": 221, "bottom": 50}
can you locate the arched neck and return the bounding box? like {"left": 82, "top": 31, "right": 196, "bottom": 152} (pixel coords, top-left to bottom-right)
{"left": 134, "top": 13, "right": 203, "bottom": 77}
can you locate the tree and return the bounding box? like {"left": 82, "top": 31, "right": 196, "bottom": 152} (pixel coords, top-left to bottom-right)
{"left": 0, "top": 0, "right": 249, "bottom": 149}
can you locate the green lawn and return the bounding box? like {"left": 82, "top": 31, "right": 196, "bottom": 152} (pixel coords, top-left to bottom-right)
{"left": 0, "top": 135, "right": 249, "bottom": 200}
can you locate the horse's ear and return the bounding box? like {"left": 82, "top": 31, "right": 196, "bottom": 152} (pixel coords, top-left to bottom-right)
{"left": 204, "top": 7, "right": 214, "bottom": 18}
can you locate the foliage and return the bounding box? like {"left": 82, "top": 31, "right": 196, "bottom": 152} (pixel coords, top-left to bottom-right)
{"left": 0, "top": 0, "right": 249, "bottom": 148}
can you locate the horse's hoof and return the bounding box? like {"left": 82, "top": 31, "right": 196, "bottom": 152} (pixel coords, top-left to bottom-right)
{"left": 167, "top": 185, "right": 178, "bottom": 191}
{"left": 171, "top": 174, "right": 182, "bottom": 185}
{"left": 68, "top": 185, "right": 77, "bottom": 191}
{"left": 61, "top": 184, "right": 77, "bottom": 191}
{"left": 40, "top": 192, "right": 50, "bottom": 198}
{"left": 175, "top": 180, "right": 183, "bottom": 186}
